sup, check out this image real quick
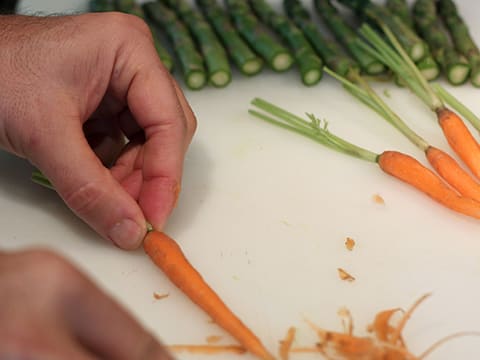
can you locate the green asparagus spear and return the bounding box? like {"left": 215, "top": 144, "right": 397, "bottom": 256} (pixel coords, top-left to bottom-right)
{"left": 89, "top": 0, "right": 115, "bottom": 12}
{"left": 196, "top": 0, "right": 263, "bottom": 76}
{"left": 385, "top": 0, "right": 413, "bottom": 28}
{"left": 249, "top": 0, "right": 323, "bottom": 85}
{"left": 337, "top": 0, "right": 428, "bottom": 61}
{"left": 164, "top": 0, "right": 231, "bottom": 87}
{"left": 382, "top": 0, "right": 440, "bottom": 81}
{"left": 113, "top": 0, "right": 174, "bottom": 72}
{"left": 144, "top": 1, "right": 207, "bottom": 90}
{"left": 412, "top": 0, "right": 470, "bottom": 85}
{"left": 224, "top": 0, "right": 293, "bottom": 72}
{"left": 313, "top": 0, "right": 384, "bottom": 75}
{"left": 437, "top": 0, "right": 480, "bottom": 87}
{"left": 283, "top": 0, "right": 359, "bottom": 77}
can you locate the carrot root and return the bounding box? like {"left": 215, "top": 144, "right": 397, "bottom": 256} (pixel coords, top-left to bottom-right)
{"left": 378, "top": 151, "right": 480, "bottom": 219}
{"left": 426, "top": 146, "right": 480, "bottom": 202}
{"left": 143, "top": 231, "right": 275, "bottom": 360}
{"left": 437, "top": 108, "right": 480, "bottom": 180}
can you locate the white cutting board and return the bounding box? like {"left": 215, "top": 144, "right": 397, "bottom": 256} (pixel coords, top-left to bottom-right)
{"left": 3, "top": 1, "right": 480, "bottom": 358}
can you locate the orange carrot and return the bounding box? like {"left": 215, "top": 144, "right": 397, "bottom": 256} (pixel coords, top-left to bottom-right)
{"left": 437, "top": 108, "right": 480, "bottom": 180}
{"left": 143, "top": 231, "right": 275, "bottom": 360}
{"left": 378, "top": 151, "right": 480, "bottom": 219}
{"left": 426, "top": 146, "right": 480, "bottom": 202}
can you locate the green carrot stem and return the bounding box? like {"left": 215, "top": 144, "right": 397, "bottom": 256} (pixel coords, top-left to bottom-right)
{"left": 412, "top": 0, "right": 470, "bottom": 86}
{"left": 31, "top": 171, "right": 54, "bottom": 190}
{"left": 313, "top": 0, "right": 385, "bottom": 75}
{"left": 250, "top": 98, "right": 379, "bottom": 163}
{"left": 358, "top": 23, "right": 443, "bottom": 112}
{"left": 324, "top": 67, "right": 430, "bottom": 151}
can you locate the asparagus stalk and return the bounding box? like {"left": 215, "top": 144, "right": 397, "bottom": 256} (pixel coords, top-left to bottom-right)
{"left": 143, "top": 1, "right": 207, "bottom": 90}
{"left": 313, "top": 0, "right": 385, "bottom": 75}
{"left": 249, "top": 0, "right": 323, "bottom": 85}
{"left": 89, "top": 0, "right": 115, "bottom": 12}
{"left": 337, "top": 0, "right": 428, "bottom": 62}
{"left": 113, "top": 0, "right": 174, "bottom": 72}
{"left": 164, "top": 0, "right": 232, "bottom": 87}
{"left": 386, "top": 0, "right": 413, "bottom": 28}
{"left": 283, "top": 0, "right": 359, "bottom": 78}
{"left": 437, "top": 0, "right": 480, "bottom": 87}
{"left": 196, "top": 0, "right": 263, "bottom": 76}
{"left": 412, "top": 0, "right": 470, "bottom": 85}
{"left": 383, "top": 0, "right": 440, "bottom": 81}
{"left": 224, "top": 0, "right": 294, "bottom": 72}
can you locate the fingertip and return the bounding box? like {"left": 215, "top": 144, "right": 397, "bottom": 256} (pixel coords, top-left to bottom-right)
{"left": 140, "top": 179, "right": 181, "bottom": 232}
{"left": 108, "top": 218, "right": 147, "bottom": 250}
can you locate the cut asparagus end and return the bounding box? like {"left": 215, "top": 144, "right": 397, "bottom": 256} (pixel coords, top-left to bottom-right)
{"left": 447, "top": 64, "right": 471, "bottom": 85}
{"left": 271, "top": 52, "right": 294, "bottom": 72}
{"left": 186, "top": 71, "right": 207, "bottom": 90}
{"left": 421, "top": 66, "right": 440, "bottom": 81}
{"left": 471, "top": 70, "right": 480, "bottom": 87}
{"left": 241, "top": 59, "right": 263, "bottom": 75}
{"left": 410, "top": 42, "right": 426, "bottom": 62}
{"left": 365, "top": 62, "right": 386, "bottom": 75}
{"left": 302, "top": 69, "right": 322, "bottom": 86}
{"left": 416, "top": 56, "right": 440, "bottom": 81}
{"left": 210, "top": 71, "right": 232, "bottom": 88}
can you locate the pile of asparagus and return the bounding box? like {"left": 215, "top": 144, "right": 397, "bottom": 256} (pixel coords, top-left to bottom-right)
{"left": 88, "top": 0, "right": 480, "bottom": 90}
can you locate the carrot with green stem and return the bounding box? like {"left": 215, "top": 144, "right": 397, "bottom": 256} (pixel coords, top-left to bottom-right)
{"left": 250, "top": 98, "right": 480, "bottom": 220}
{"left": 323, "top": 66, "right": 480, "bottom": 202}
{"left": 358, "top": 23, "right": 480, "bottom": 181}
{"left": 143, "top": 230, "right": 275, "bottom": 360}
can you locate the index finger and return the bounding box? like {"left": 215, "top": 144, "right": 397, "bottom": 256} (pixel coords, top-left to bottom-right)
{"left": 111, "top": 24, "right": 195, "bottom": 229}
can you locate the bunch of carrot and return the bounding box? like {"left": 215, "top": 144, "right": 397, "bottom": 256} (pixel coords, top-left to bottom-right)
{"left": 248, "top": 20, "right": 480, "bottom": 222}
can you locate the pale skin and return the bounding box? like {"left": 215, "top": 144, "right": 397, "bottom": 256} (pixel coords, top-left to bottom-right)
{"left": 0, "top": 12, "right": 197, "bottom": 358}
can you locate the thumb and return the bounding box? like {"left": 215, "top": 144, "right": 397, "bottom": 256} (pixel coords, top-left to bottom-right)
{"left": 32, "top": 123, "right": 147, "bottom": 250}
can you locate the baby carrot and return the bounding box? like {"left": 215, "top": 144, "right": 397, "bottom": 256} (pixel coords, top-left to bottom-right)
{"left": 250, "top": 97, "right": 480, "bottom": 220}
{"left": 436, "top": 108, "right": 480, "bottom": 180}
{"left": 378, "top": 150, "right": 480, "bottom": 219}
{"left": 426, "top": 146, "right": 480, "bottom": 202}
{"left": 143, "top": 231, "right": 275, "bottom": 360}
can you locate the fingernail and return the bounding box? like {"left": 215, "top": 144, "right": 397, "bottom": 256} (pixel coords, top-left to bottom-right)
{"left": 108, "top": 219, "right": 144, "bottom": 249}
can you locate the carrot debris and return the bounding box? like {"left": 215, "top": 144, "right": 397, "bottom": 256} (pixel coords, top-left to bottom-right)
{"left": 378, "top": 151, "right": 480, "bottom": 219}
{"left": 153, "top": 292, "right": 169, "bottom": 300}
{"left": 168, "top": 344, "right": 246, "bottom": 354}
{"left": 345, "top": 237, "right": 355, "bottom": 251}
{"left": 143, "top": 231, "right": 275, "bottom": 360}
{"left": 297, "top": 294, "right": 480, "bottom": 359}
{"left": 338, "top": 268, "right": 355, "bottom": 282}
{"left": 372, "top": 194, "right": 385, "bottom": 205}
{"left": 279, "top": 327, "right": 296, "bottom": 360}
{"left": 206, "top": 335, "right": 222, "bottom": 344}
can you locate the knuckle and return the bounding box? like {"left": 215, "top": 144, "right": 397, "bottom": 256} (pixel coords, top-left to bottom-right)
{"left": 102, "top": 12, "right": 151, "bottom": 39}
{"left": 63, "top": 180, "right": 106, "bottom": 218}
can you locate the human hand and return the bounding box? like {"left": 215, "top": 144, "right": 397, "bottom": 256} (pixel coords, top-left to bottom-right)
{"left": 0, "top": 248, "right": 174, "bottom": 359}
{"left": 0, "top": 13, "right": 196, "bottom": 249}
